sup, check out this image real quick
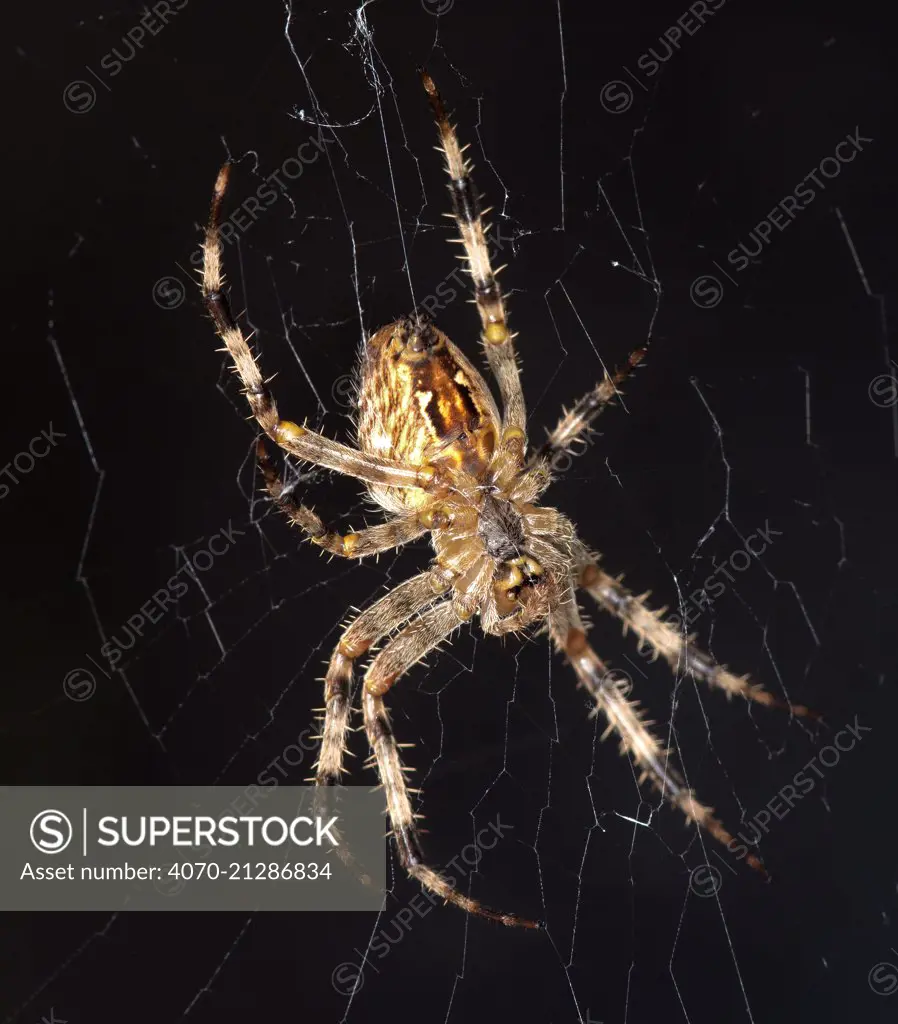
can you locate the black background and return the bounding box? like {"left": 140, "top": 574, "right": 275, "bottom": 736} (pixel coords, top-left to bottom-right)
{"left": 3, "top": 1, "right": 898, "bottom": 1022}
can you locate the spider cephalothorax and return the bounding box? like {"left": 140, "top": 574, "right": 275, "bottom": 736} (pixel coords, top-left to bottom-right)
{"left": 202, "top": 70, "right": 816, "bottom": 929}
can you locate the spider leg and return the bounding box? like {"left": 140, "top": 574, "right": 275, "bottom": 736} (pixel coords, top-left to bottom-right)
{"left": 315, "top": 570, "right": 450, "bottom": 787}
{"left": 256, "top": 439, "right": 428, "bottom": 557}
{"left": 548, "top": 579, "right": 765, "bottom": 874}
{"left": 525, "top": 346, "right": 647, "bottom": 476}
{"left": 421, "top": 72, "right": 526, "bottom": 462}
{"left": 576, "top": 557, "right": 818, "bottom": 719}
{"left": 202, "top": 164, "right": 441, "bottom": 493}
{"left": 362, "top": 600, "right": 539, "bottom": 928}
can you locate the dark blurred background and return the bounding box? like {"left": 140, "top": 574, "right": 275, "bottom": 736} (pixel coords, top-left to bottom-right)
{"left": 2, "top": 1, "right": 897, "bottom": 1021}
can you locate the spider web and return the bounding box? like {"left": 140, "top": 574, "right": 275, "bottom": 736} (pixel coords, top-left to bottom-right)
{"left": 7, "top": 2, "right": 898, "bottom": 1023}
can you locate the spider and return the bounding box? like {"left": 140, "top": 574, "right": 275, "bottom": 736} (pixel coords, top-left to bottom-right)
{"left": 201, "top": 71, "right": 815, "bottom": 929}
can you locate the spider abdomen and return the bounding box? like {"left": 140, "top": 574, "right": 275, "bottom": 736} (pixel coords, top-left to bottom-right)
{"left": 357, "top": 318, "right": 502, "bottom": 513}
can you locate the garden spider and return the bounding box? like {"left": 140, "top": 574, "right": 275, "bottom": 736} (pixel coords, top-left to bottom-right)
{"left": 201, "top": 71, "right": 815, "bottom": 929}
